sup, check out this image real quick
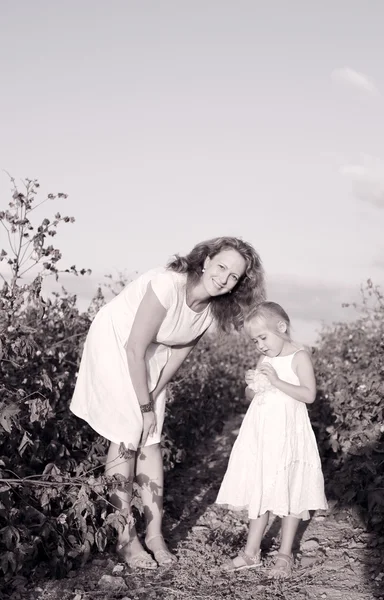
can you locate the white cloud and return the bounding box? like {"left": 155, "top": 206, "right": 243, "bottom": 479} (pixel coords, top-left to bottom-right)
{"left": 340, "top": 155, "right": 384, "bottom": 208}
{"left": 331, "top": 67, "right": 379, "bottom": 95}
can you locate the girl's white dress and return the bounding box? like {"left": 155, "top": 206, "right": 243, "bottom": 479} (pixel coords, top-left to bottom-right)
{"left": 70, "top": 268, "right": 213, "bottom": 450}
{"left": 216, "top": 350, "right": 327, "bottom": 520}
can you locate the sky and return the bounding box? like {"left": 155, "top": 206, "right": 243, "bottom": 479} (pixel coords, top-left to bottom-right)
{"left": 1, "top": 0, "right": 383, "bottom": 344}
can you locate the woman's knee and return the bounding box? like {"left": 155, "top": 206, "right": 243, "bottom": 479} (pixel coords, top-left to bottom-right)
{"left": 106, "top": 441, "right": 136, "bottom": 475}
{"left": 138, "top": 442, "right": 161, "bottom": 461}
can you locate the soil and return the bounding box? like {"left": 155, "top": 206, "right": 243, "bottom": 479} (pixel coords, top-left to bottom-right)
{"left": 7, "top": 413, "right": 384, "bottom": 600}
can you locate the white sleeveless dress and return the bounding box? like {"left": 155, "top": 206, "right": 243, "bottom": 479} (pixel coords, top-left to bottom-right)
{"left": 216, "top": 350, "right": 328, "bottom": 520}
{"left": 70, "top": 268, "right": 213, "bottom": 450}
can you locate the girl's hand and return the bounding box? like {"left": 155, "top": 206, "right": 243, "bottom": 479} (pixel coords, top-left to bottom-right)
{"left": 245, "top": 369, "right": 256, "bottom": 386}
{"left": 258, "top": 363, "right": 279, "bottom": 385}
{"left": 141, "top": 411, "right": 157, "bottom": 446}
{"left": 245, "top": 386, "right": 255, "bottom": 401}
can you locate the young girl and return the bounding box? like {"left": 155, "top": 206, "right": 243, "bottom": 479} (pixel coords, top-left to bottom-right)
{"left": 216, "top": 302, "right": 327, "bottom": 578}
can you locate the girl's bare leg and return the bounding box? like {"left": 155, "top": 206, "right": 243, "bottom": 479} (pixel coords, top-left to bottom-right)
{"left": 269, "top": 515, "right": 300, "bottom": 578}
{"left": 279, "top": 515, "right": 300, "bottom": 556}
{"left": 245, "top": 511, "right": 270, "bottom": 555}
{"left": 223, "top": 512, "right": 269, "bottom": 570}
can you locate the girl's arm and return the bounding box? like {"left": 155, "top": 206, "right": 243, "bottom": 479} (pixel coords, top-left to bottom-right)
{"left": 152, "top": 331, "right": 206, "bottom": 398}
{"left": 259, "top": 351, "right": 316, "bottom": 404}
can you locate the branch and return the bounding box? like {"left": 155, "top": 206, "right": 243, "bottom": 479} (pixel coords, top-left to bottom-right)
{"left": 1, "top": 219, "right": 16, "bottom": 255}
{"left": 19, "top": 238, "right": 34, "bottom": 266}
{"left": 14, "top": 193, "right": 27, "bottom": 274}
{"left": 18, "top": 259, "right": 40, "bottom": 278}
{"left": 28, "top": 197, "right": 51, "bottom": 213}
{"left": 50, "top": 332, "right": 86, "bottom": 349}
{"left": 0, "top": 478, "right": 82, "bottom": 487}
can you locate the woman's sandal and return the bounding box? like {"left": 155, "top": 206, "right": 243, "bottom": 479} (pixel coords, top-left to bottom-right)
{"left": 268, "top": 553, "right": 293, "bottom": 579}
{"left": 144, "top": 534, "right": 178, "bottom": 567}
{"left": 116, "top": 541, "right": 158, "bottom": 570}
{"left": 222, "top": 549, "right": 262, "bottom": 572}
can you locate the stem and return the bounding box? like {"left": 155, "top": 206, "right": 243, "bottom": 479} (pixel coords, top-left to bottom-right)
{"left": 19, "top": 238, "right": 34, "bottom": 267}
{"left": 28, "top": 197, "right": 50, "bottom": 213}
{"left": 50, "top": 332, "right": 87, "bottom": 349}
{"left": 1, "top": 220, "right": 16, "bottom": 256}
{"left": 18, "top": 260, "right": 40, "bottom": 278}
{"left": 0, "top": 478, "right": 82, "bottom": 487}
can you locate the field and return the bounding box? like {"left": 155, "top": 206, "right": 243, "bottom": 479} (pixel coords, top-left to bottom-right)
{"left": 1, "top": 181, "right": 384, "bottom": 599}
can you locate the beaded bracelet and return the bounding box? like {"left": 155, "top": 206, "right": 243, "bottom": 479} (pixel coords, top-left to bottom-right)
{"left": 140, "top": 401, "right": 154, "bottom": 414}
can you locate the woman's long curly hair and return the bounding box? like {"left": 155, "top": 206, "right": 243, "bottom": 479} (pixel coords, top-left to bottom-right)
{"left": 167, "top": 236, "right": 265, "bottom": 332}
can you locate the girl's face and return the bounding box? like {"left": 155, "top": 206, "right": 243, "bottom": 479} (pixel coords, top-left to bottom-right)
{"left": 246, "top": 316, "right": 285, "bottom": 357}
{"left": 202, "top": 249, "right": 246, "bottom": 297}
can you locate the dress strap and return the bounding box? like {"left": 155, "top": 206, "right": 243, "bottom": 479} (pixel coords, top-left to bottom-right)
{"left": 289, "top": 347, "right": 305, "bottom": 368}
{"left": 292, "top": 347, "right": 305, "bottom": 356}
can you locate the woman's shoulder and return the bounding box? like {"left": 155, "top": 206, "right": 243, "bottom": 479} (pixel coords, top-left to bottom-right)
{"left": 147, "top": 268, "right": 187, "bottom": 309}
{"left": 150, "top": 268, "right": 186, "bottom": 287}
{"left": 130, "top": 267, "right": 184, "bottom": 285}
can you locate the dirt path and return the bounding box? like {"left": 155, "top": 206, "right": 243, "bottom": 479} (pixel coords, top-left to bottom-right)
{"left": 22, "top": 413, "right": 384, "bottom": 600}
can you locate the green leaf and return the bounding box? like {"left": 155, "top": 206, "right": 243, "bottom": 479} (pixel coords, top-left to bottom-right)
{"left": 0, "top": 403, "right": 20, "bottom": 433}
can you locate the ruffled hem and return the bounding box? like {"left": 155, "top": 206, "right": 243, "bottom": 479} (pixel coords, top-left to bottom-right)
{"left": 216, "top": 459, "right": 328, "bottom": 521}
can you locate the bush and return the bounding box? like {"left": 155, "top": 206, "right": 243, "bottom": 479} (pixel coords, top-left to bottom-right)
{"left": 311, "top": 280, "right": 384, "bottom": 530}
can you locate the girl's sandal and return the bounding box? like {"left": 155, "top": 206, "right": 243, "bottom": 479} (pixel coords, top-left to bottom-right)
{"left": 116, "top": 541, "right": 158, "bottom": 570}
{"left": 144, "top": 534, "right": 178, "bottom": 566}
{"left": 268, "top": 553, "right": 293, "bottom": 579}
{"left": 222, "top": 550, "right": 262, "bottom": 572}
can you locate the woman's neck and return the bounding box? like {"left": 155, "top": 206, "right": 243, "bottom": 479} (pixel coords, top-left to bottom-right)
{"left": 185, "top": 276, "right": 211, "bottom": 312}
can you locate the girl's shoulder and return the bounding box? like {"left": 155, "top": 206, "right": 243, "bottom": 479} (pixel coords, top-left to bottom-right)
{"left": 287, "top": 340, "right": 312, "bottom": 359}
{"left": 291, "top": 347, "right": 314, "bottom": 372}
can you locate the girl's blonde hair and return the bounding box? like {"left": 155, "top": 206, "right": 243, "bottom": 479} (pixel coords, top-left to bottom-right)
{"left": 244, "top": 301, "right": 291, "bottom": 336}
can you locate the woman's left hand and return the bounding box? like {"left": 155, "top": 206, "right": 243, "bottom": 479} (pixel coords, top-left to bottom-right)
{"left": 258, "top": 363, "right": 279, "bottom": 385}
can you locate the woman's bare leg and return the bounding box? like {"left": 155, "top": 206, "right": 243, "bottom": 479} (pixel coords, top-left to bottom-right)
{"left": 105, "top": 442, "right": 155, "bottom": 566}
{"left": 136, "top": 443, "right": 176, "bottom": 563}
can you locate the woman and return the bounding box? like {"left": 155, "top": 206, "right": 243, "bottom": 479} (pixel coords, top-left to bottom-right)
{"left": 70, "top": 236, "right": 265, "bottom": 569}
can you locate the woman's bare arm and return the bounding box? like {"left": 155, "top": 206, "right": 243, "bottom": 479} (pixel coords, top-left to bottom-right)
{"left": 152, "top": 332, "right": 206, "bottom": 398}
{"left": 125, "top": 283, "right": 167, "bottom": 408}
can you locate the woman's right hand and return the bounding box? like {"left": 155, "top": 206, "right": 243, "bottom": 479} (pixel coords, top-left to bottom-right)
{"left": 141, "top": 411, "right": 157, "bottom": 446}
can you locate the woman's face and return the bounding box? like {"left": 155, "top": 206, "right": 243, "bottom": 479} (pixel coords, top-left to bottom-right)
{"left": 202, "top": 249, "right": 247, "bottom": 297}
